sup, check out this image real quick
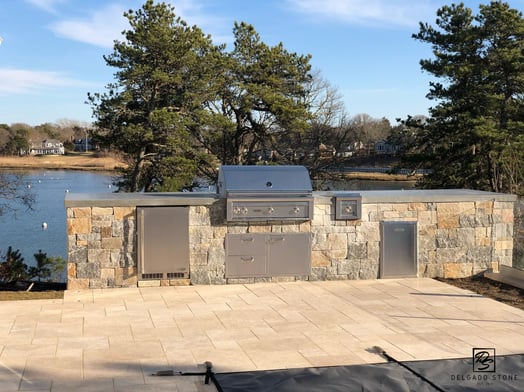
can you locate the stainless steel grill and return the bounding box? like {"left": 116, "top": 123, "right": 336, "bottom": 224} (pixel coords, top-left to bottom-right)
{"left": 217, "top": 165, "right": 314, "bottom": 221}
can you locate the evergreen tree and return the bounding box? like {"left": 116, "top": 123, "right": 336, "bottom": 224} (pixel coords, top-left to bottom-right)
{"left": 89, "top": 2, "right": 314, "bottom": 188}
{"left": 404, "top": 1, "right": 524, "bottom": 194}
{"left": 0, "top": 247, "right": 28, "bottom": 282}
{"left": 88, "top": 0, "right": 218, "bottom": 191}
{"left": 29, "top": 250, "right": 52, "bottom": 282}
{"left": 208, "top": 22, "right": 312, "bottom": 165}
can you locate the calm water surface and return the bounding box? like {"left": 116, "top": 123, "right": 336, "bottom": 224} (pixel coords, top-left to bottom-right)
{"left": 0, "top": 170, "right": 115, "bottom": 266}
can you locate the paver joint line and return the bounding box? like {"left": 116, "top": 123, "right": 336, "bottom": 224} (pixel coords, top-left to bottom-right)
{"left": 0, "top": 278, "right": 523, "bottom": 391}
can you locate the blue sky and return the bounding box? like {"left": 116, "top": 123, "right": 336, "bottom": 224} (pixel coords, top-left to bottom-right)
{"left": 1, "top": 0, "right": 523, "bottom": 126}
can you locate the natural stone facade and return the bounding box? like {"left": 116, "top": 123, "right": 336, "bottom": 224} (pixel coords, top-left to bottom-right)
{"left": 310, "top": 197, "right": 514, "bottom": 282}
{"left": 66, "top": 206, "right": 136, "bottom": 289}
{"left": 65, "top": 190, "right": 516, "bottom": 289}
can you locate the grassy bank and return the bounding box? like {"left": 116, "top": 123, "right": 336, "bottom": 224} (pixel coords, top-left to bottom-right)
{"left": 0, "top": 154, "right": 418, "bottom": 181}
{"left": 0, "top": 153, "right": 125, "bottom": 171}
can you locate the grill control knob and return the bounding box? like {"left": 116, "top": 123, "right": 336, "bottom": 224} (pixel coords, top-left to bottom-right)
{"left": 267, "top": 207, "right": 275, "bottom": 214}
{"left": 345, "top": 206, "right": 353, "bottom": 213}
{"left": 292, "top": 207, "right": 300, "bottom": 214}
{"left": 233, "top": 206, "right": 249, "bottom": 215}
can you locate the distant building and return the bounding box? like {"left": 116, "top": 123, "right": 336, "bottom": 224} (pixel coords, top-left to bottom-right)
{"left": 374, "top": 140, "right": 400, "bottom": 155}
{"left": 336, "top": 141, "right": 365, "bottom": 158}
{"left": 73, "top": 138, "right": 94, "bottom": 152}
{"left": 29, "top": 139, "right": 65, "bottom": 155}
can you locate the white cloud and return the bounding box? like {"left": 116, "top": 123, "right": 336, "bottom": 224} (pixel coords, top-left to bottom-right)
{"left": 166, "top": 0, "right": 233, "bottom": 44}
{"left": 287, "top": 0, "right": 434, "bottom": 27}
{"left": 0, "top": 68, "right": 90, "bottom": 94}
{"left": 24, "top": 0, "right": 66, "bottom": 13}
{"left": 49, "top": 4, "right": 129, "bottom": 48}
{"left": 44, "top": 0, "right": 231, "bottom": 48}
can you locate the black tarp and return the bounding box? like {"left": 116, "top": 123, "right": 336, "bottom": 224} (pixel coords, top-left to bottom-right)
{"left": 213, "top": 354, "right": 524, "bottom": 392}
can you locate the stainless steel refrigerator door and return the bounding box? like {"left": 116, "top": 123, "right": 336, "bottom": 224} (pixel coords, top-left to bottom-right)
{"left": 137, "top": 206, "right": 189, "bottom": 279}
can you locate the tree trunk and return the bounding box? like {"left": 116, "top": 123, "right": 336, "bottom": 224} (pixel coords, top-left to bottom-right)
{"left": 130, "top": 147, "right": 147, "bottom": 192}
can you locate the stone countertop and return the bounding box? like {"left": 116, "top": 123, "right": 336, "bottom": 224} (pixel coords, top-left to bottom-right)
{"left": 64, "top": 192, "right": 219, "bottom": 207}
{"left": 314, "top": 189, "right": 517, "bottom": 203}
{"left": 65, "top": 189, "right": 517, "bottom": 208}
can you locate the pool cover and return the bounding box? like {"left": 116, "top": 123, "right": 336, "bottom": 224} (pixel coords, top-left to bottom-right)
{"left": 213, "top": 354, "right": 523, "bottom": 391}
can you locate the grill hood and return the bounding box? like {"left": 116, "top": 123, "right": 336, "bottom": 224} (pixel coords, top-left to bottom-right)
{"left": 217, "top": 165, "right": 312, "bottom": 197}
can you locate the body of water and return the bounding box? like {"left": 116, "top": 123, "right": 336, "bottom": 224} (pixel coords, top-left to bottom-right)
{"left": 0, "top": 170, "right": 114, "bottom": 267}
{"left": 0, "top": 169, "right": 414, "bottom": 268}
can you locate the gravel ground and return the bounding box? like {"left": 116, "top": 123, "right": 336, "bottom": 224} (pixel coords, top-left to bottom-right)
{"left": 437, "top": 275, "right": 524, "bottom": 311}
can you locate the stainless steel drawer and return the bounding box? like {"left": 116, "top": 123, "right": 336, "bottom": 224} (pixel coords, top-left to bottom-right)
{"left": 225, "top": 233, "right": 266, "bottom": 255}
{"left": 226, "top": 255, "right": 267, "bottom": 277}
{"left": 225, "top": 233, "right": 311, "bottom": 278}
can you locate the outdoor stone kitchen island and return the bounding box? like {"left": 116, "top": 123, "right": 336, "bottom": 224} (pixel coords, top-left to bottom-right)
{"left": 64, "top": 189, "right": 517, "bottom": 289}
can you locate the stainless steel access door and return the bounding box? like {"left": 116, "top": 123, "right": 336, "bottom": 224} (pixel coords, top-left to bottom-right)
{"left": 380, "top": 221, "right": 417, "bottom": 278}
{"left": 137, "top": 206, "right": 189, "bottom": 279}
{"left": 267, "top": 233, "right": 311, "bottom": 276}
{"left": 225, "top": 233, "right": 311, "bottom": 278}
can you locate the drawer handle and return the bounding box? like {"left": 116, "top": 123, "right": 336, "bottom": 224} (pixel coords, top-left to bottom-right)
{"left": 271, "top": 237, "right": 285, "bottom": 242}
{"left": 241, "top": 237, "right": 254, "bottom": 242}
{"left": 240, "top": 256, "right": 255, "bottom": 263}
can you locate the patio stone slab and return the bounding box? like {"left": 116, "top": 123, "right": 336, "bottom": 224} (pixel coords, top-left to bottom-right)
{"left": 0, "top": 278, "right": 522, "bottom": 391}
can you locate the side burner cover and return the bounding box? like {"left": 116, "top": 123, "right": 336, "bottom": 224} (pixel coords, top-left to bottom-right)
{"left": 335, "top": 194, "right": 362, "bottom": 220}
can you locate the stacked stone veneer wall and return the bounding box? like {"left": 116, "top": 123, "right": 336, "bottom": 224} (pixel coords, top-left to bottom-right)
{"left": 67, "top": 206, "right": 136, "bottom": 289}
{"left": 310, "top": 197, "right": 514, "bottom": 282}
{"left": 66, "top": 194, "right": 515, "bottom": 289}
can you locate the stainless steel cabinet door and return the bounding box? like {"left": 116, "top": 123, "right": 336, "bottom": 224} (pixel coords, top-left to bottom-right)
{"left": 225, "top": 233, "right": 312, "bottom": 278}
{"left": 267, "top": 233, "right": 311, "bottom": 276}
{"left": 380, "top": 221, "right": 417, "bottom": 278}
{"left": 137, "top": 207, "right": 189, "bottom": 278}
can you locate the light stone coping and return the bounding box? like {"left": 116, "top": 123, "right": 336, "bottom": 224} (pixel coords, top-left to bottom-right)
{"left": 314, "top": 189, "right": 517, "bottom": 204}
{"left": 65, "top": 191, "right": 218, "bottom": 207}
{"left": 65, "top": 189, "right": 517, "bottom": 208}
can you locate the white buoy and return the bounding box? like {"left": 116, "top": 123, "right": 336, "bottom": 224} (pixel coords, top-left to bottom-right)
{"left": 42, "top": 222, "right": 47, "bottom": 230}
{"left": 27, "top": 184, "right": 31, "bottom": 189}
{"left": 65, "top": 189, "right": 69, "bottom": 193}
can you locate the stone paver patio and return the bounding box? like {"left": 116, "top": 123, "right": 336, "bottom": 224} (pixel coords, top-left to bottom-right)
{"left": 0, "top": 278, "right": 523, "bottom": 391}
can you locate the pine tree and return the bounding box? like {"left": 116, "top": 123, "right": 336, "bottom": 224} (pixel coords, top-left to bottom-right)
{"left": 88, "top": 0, "right": 217, "bottom": 191}
{"left": 405, "top": 1, "right": 524, "bottom": 194}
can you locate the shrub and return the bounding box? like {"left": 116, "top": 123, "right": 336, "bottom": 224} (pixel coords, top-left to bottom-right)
{"left": 0, "top": 246, "right": 29, "bottom": 282}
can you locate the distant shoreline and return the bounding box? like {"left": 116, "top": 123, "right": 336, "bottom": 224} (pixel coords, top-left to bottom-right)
{"left": 0, "top": 154, "right": 125, "bottom": 172}
{"left": 341, "top": 173, "right": 417, "bottom": 181}
{"left": 0, "top": 155, "right": 418, "bottom": 181}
